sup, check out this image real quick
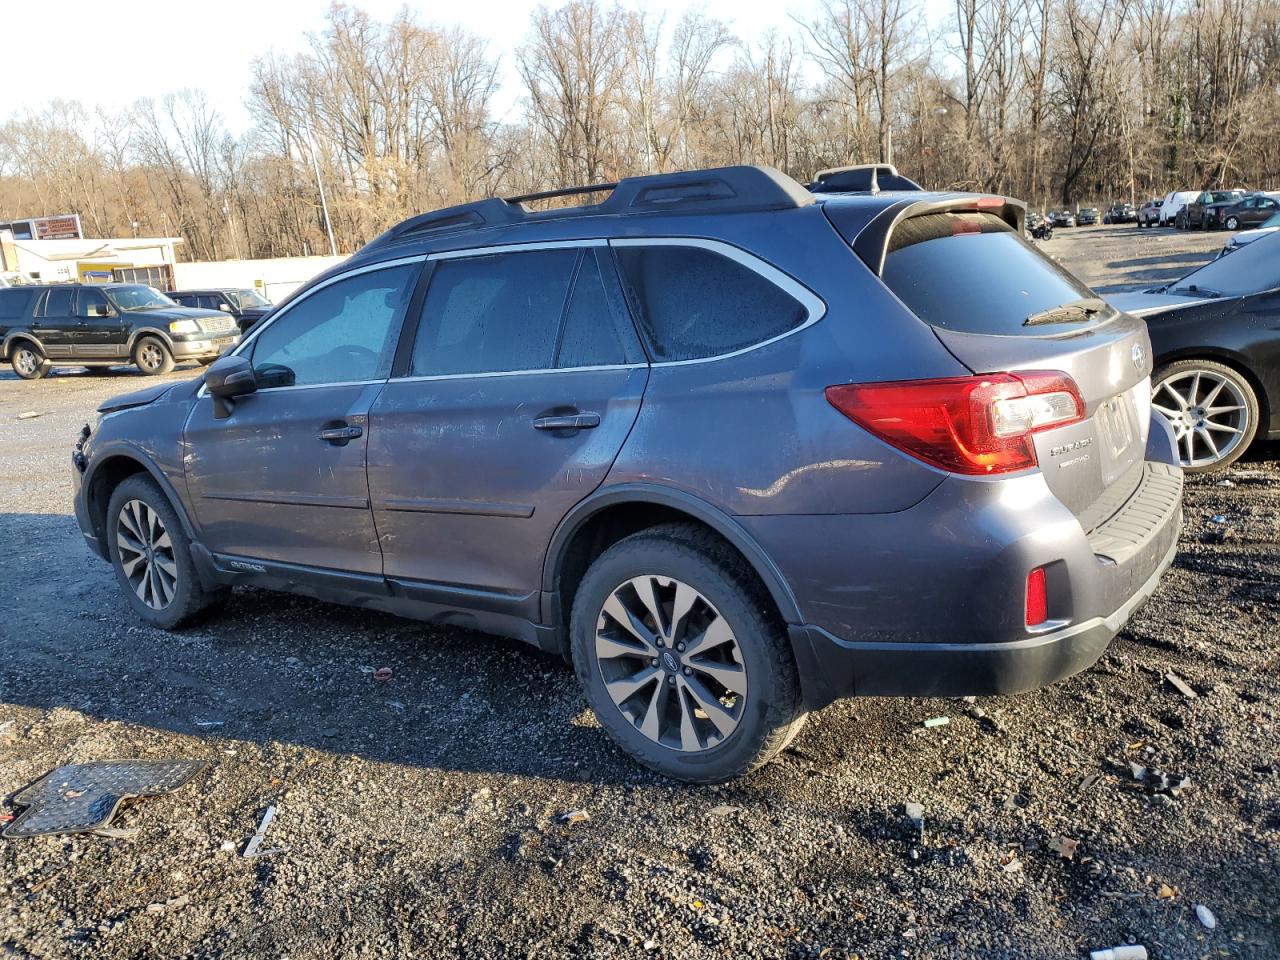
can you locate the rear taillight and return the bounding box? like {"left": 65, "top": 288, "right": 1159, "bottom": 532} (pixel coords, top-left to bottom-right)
{"left": 825, "top": 371, "right": 1084, "bottom": 475}
{"left": 1026, "top": 567, "right": 1048, "bottom": 626}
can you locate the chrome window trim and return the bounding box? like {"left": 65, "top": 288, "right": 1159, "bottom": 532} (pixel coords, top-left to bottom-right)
{"left": 197, "top": 254, "right": 425, "bottom": 398}
{"left": 392, "top": 363, "right": 648, "bottom": 385}
{"left": 608, "top": 237, "right": 827, "bottom": 367}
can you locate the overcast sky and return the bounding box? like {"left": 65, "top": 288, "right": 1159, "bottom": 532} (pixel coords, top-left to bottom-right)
{"left": 9, "top": 0, "right": 952, "bottom": 134}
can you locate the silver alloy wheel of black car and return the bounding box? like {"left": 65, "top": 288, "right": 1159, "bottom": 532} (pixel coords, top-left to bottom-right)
{"left": 595, "top": 574, "right": 747, "bottom": 752}
{"left": 1226, "top": 215, "right": 1240, "bottom": 230}
{"left": 115, "top": 498, "right": 178, "bottom": 610}
{"left": 136, "top": 339, "right": 167, "bottom": 374}
{"left": 11, "top": 344, "right": 45, "bottom": 379}
{"left": 1152, "top": 368, "right": 1250, "bottom": 469}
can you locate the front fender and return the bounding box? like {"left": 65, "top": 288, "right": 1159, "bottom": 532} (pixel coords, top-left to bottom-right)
{"left": 81, "top": 439, "right": 199, "bottom": 542}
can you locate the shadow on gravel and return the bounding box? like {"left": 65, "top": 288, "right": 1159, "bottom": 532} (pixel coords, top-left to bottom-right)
{"left": 0, "top": 511, "right": 663, "bottom": 786}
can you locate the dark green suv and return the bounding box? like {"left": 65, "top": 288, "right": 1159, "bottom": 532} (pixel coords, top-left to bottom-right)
{"left": 0, "top": 283, "right": 239, "bottom": 379}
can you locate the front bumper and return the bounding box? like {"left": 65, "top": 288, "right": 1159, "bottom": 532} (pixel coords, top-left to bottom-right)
{"left": 171, "top": 334, "right": 240, "bottom": 359}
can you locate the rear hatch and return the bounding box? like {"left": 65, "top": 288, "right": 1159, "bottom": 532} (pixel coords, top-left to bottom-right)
{"left": 856, "top": 205, "right": 1151, "bottom": 530}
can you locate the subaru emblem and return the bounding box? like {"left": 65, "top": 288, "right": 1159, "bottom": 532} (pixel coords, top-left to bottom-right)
{"left": 1131, "top": 343, "right": 1145, "bottom": 370}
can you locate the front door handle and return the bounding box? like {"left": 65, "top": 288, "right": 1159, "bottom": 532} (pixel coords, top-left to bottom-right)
{"left": 533, "top": 413, "right": 601, "bottom": 431}
{"left": 318, "top": 424, "right": 363, "bottom": 444}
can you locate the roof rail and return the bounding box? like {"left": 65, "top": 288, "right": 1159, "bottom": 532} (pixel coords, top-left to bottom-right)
{"left": 810, "top": 164, "right": 922, "bottom": 195}
{"left": 361, "top": 165, "right": 814, "bottom": 253}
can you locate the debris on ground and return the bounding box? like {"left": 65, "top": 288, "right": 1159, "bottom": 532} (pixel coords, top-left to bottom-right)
{"left": 1210, "top": 514, "right": 1227, "bottom": 524}
{"left": 556, "top": 809, "right": 590, "bottom": 825}
{"left": 922, "top": 716, "right": 950, "bottom": 728}
{"left": 372, "top": 667, "right": 393, "bottom": 682}
{"left": 16, "top": 410, "right": 41, "bottom": 420}
{"left": 1195, "top": 904, "right": 1217, "bottom": 930}
{"left": 1051, "top": 835, "right": 1079, "bottom": 859}
{"left": 1164, "top": 671, "right": 1198, "bottom": 699}
{"left": 1155, "top": 881, "right": 1179, "bottom": 900}
{"left": 242, "top": 804, "right": 281, "bottom": 858}
{"left": 1089, "top": 947, "right": 1148, "bottom": 960}
{"left": 708, "top": 804, "right": 741, "bottom": 817}
{"left": 904, "top": 801, "right": 925, "bottom": 837}
{"left": 2, "top": 759, "right": 207, "bottom": 839}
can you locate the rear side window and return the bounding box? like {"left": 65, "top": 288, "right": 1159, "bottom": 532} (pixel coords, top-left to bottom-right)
{"left": 881, "top": 213, "right": 1096, "bottom": 335}
{"left": 410, "top": 249, "right": 577, "bottom": 376}
{"left": 0, "top": 288, "right": 32, "bottom": 319}
{"left": 556, "top": 251, "right": 633, "bottom": 368}
{"left": 613, "top": 245, "right": 808, "bottom": 361}
{"left": 41, "top": 287, "right": 75, "bottom": 317}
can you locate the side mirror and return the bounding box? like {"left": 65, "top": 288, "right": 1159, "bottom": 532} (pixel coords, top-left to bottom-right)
{"left": 219, "top": 303, "right": 233, "bottom": 312}
{"left": 91, "top": 304, "right": 112, "bottom": 317}
{"left": 205, "top": 355, "right": 257, "bottom": 419}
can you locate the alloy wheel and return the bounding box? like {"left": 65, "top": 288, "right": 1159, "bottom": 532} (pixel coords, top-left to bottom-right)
{"left": 594, "top": 575, "right": 747, "bottom": 752}
{"left": 115, "top": 499, "right": 178, "bottom": 610}
{"left": 138, "top": 342, "right": 164, "bottom": 373}
{"left": 14, "top": 348, "right": 39, "bottom": 377}
{"left": 1152, "top": 369, "right": 1250, "bottom": 469}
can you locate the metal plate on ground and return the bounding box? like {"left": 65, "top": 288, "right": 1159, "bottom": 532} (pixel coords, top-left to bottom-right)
{"left": 4, "top": 759, "right": 207, "bottom": 839}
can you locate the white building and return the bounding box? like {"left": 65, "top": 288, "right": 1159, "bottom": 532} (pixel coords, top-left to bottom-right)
{"left": 0, "top": 230, "right": 182, "bottom": 287}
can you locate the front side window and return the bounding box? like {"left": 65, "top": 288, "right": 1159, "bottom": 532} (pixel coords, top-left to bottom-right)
{"left": 77, "top": 288, "right": 110, "bottom": 317}
{"left": 409, "top": 249, "right": 577, "bottom": 376}
{"left": 613, "top": 244, "right": 809, "bottom": 361}
{"left": 250, "top": 263, "right": 417, "bottom": 388}
{"left": 230, "top": 289, "right": 271, "bottom": 309}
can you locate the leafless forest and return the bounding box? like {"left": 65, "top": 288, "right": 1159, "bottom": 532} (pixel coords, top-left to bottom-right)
{"left": 2, "top": 0, "right": 1278, "bottom": 260}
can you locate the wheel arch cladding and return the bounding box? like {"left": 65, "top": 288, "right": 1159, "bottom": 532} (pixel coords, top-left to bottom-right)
{"left": 544, "top": 486, "right": 803, "bottom": 644}
{"left": 87, "top": 451, "right": 195, "bottom": 547}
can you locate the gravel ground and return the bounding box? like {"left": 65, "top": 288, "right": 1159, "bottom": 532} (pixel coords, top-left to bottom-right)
{"left": 0, "top": 225, "right": 1276, "bottom": 959}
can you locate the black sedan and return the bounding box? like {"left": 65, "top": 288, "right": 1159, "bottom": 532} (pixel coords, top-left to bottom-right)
{"left": 1075, "top": 207, "right": 1100, "bottom": 225}
{"left": 1107, "top": 232, "right": 1280, "bottom": 472}
{"left": 1215, "top": 193, "right": 1280, "bottom": 232}
{"left": 1049, "top": 210, "right": 1076, "bottom": 227}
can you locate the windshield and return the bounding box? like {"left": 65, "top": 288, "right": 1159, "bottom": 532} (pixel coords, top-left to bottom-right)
{"left": 882, "top": 212, "right": 1102, "bottom": 335}
{"left": 1170, "top": 232, "right": 1280, "bottom": 297}
{"left": 105, "top": 285, "right": 176, "bottom": 311}
{"left": 229, "top": 289, "right": 271, "bottom": 309}
{"left": 1259, "top": 212, "right": 1280, "bottom": 230}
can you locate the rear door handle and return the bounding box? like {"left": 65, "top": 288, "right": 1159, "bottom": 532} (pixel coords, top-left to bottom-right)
{"left": 533, "top": 413, "right": 601, "bottom": 431}
{"left": 318, "top": 424, "right": 363, "bottom": 444}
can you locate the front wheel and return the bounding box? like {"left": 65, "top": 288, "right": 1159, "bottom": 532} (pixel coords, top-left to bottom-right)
{"left": 133, "top": 336, "right": 174, "bottom": 376}
{"left": 10, "top": 342, "right": 49, "bottom": 380}
{"left": 1226, "top": 216, "right": 1239, "bottom": 230}
{"left": 570, "top": 524, "right": 806, "bottom": 783}
{"left": 1151, "top": 360, "right": 1259, "bottom": 473}
{"left": 106, "top": 475, "right": 226, "bottom": 628}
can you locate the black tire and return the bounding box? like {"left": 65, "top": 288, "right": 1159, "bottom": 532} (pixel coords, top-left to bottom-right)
{"left": 133, "top": 336, "right": 175, "bottom": 376}
{"left": 197, "top": 357, "right": 217, "bottom": 366}
{"left": 106, "top": 474, "right": 226, "bottom": 629}
{"left": 570, "top": 523, "right": 806, "bottom": 783}
{"left": 1152, "top": 359, "right": 1260, "bottom": 474}
{"left": 10, "top": 341, "right": 50, "bottom": 380}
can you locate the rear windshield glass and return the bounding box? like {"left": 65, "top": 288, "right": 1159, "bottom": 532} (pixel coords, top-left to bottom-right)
{"left": 881, "top": 212, "right": 1098, "bottom": 335}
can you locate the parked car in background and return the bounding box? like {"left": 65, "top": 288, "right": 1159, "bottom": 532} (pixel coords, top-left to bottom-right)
{"left": 1160, "top": 191, "right": 1199, "bottom": 226}
{"left": 0, "top": 283, "right": 239, "bottom": 379}
{"left": 1104, "top": 202, "right": 1135, "bottom": 224}
{"left": 70, "top": 164, "right": 1183, "bottom": 782}
{"left": 1076, "top": 207, "right": 1100, "bottom": 225}
{"left": 1213, "top": 193, "right": 1280, "bottom": 231}
{"left": 1108, "top": 231, "right": 1280, "bottom": 472}
{"left": 1220, "top": 211, "right": 1280, "bottom": 256}
{"left": 171, "top": 288, "right": 274, "bottom": 333}
{"left": 1137, "top": 199, "right": 1163, "bottom": 227}
{"left": 1049, "top": 209, "right": 1076, "bottom": 227}
{"left": 1179, "top": 190, "right": 1245, "bottom": 230}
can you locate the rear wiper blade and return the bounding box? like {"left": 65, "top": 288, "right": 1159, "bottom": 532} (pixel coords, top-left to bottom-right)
{"left": 1171, "top": 284, "right": 1221, "bottom": 298}
{"left": 1023, "top": 297, "right": 1108, "bottom": 326}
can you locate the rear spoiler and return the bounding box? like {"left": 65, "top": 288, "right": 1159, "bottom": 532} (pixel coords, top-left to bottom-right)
{"left": 837, "top": 195, "right": 1028, "bottom": 275}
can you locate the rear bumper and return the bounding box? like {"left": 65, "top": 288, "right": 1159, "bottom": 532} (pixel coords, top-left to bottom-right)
{"left": 789, "top": 529, "right": 1178, "bottom": 705}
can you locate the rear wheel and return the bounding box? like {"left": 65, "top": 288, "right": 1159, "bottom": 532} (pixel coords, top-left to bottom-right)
{"left": 570, "top": 524, "right": 805, "bottom": 783}
{"left": 106, "top": 475, "right": 226, "bottom": 628}
{"left": 133, "top": 336, "right": 174, "bottom": 376}
{"left": 1151, "top": 359, "right": 1259, "bottom": 473}
{"left": 10, "top": 342, "right": 49, "bottom": 380}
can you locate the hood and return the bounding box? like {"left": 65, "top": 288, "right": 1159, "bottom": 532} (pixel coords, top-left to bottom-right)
{"left": 1230, "top": 226, "right": 1279, "bottom": 247}
{"left": 1105, "top": 290, "right": 1208, "bottom": 318}
{"left": 97, "top": 382, "right": 176, "bottom": 414}
{"left": 126, "top": 305, "right": 226, "bottom": 323}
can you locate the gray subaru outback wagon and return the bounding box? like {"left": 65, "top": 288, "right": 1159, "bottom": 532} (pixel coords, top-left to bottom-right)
{"left": 72, "top": 165, "right": 1183, "bottom": 782}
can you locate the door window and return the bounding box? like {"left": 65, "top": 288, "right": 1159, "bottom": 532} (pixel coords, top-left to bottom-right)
{"left": 77, "top": 288, "right": 110, "bottom": 318}
{"left": 613, "top": 244, "right": 809, "bottom": 361}
{"left": 41, "top": 288, "right": 74, "bottom": 317}
{"left": 199, "top": 295, "right": 222, "bottom": 310}
{"left": 249, "top": 263, "right": 417, "bottom": 388}
{"left": 409, "top": 249, "right": 578, "bottom": 376}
